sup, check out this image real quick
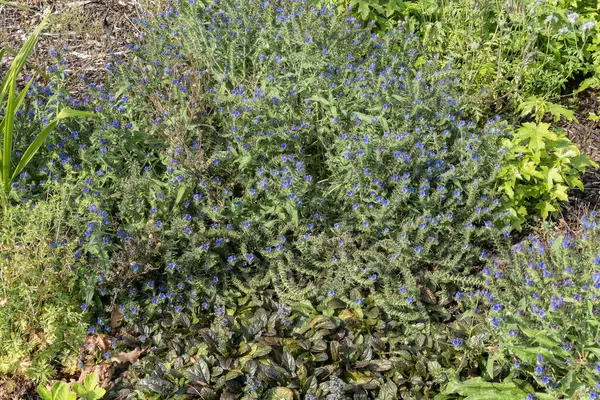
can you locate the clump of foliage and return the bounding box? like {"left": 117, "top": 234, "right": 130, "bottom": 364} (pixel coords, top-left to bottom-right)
{"left": 37, "top": 372, "right": 106, "bottom": 400}
{"left": 0, "top": 190, "right": 87, "bottom": 383}
{"left": 497, "top": 122, "right": 596, "bottom": 229}
{"left": 8, "top": 0, "right": 511, "bottom": 336}
{"left": 322, "top": 0, "right": 600, "bottom": 118}
{"left": 91, "top": 0, "right": 508, "bottom": 324}
{"left": 456, "top": 213, "right": 600, "bottom": 399}
{"left": 105, "top": 290, "right": 483, "bottom": 399}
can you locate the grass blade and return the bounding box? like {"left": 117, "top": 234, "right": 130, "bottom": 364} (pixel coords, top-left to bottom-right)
{"left": 11, "top": 120, "right": 58, "bottom": 183}
{"left": 0, "top": 0, "right": 36, "bottom": 12}
{"left": 0, "top": 13, "right": 49, "bottom": 104}
{"left": 1, "top": 46, "right": 49, "bottom": 82}
{"left": 3, "top": 72, "right": 17, "bottom": 193}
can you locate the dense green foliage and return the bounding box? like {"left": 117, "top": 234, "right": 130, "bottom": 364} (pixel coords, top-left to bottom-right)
{"left": 457, "top": 213, "right": 600, "bottom": 399}
{"left": 326, "top": 0, "right": 600, "bottom": 118}
{"left": 1, "top": 0, "right": 599, "bottom": 398}
{"left": 107, "top": 292, "right": 472, "bottom": 399}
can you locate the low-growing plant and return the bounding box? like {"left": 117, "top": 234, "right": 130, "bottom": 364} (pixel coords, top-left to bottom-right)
{"left": 319, "top": 0, "right": 600, "bottom": 120}
{"left": 456, "top": 213, "right": 600, "bottom": 399}
{"left": 0, "top": 190, "right": 88, "bottom": 382}
{"left": 105, "top": 290, "right": 482, "bottom": 399}
{"left": 83, "top": 0, "right": 510, "bottom": 326}
{"left": 37, "top": 372, "right": 105, "bottom": 400}
{"left": 9, "top": 0, "right": 512, "bottom": 334}
{"left": 497, "top": 121, "right": 596, "bottom": 229}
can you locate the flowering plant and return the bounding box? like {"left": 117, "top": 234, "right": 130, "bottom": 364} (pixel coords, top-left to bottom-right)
{"left": 458, "top": 213, "right": 600, "bottom": 399}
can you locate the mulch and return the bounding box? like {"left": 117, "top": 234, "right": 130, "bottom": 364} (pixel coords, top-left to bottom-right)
{"left": 0, "top": 0, "right": 142, "bottom": 93}
{"left": 556, "top": 89, "right": 600, "bottom": 231}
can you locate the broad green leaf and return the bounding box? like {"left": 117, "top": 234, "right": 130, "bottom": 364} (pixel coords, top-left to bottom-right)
{"left": 520, "top": 161, "right": 543, "bottom": 180}
{"left": 551, "top": 184, "right": 569, "bottom": 202}
{"left": 51, "top": 382, "right": 75, "bottom": 400}
{"left": 442, "top": 377, "right": 531, "bottom": 398}
{"left": 547, "top": 102, "right": 577, "bottom": 122}
{"left": 84, "top": 373, "right": 99, "bottom": 391}
{"left": 486, "top": 355, "right": 495, "bottom": 379}
{"left": 36, "top": 386, "right": 53, "bottom": 400}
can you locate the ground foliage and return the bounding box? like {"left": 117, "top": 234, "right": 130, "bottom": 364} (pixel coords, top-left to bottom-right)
{"left": 0, "top": 0, "right": 599, "bottom": 399}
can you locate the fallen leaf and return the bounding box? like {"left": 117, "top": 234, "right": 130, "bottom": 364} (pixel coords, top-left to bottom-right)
{"left": 110, "top": 308, "right": 123, "bottom": 329}
{"left": 84, "top": 334, "right": 111, "bottom": 354}
{"left": 111, "top": 348, "right": 142, "bottom": 365}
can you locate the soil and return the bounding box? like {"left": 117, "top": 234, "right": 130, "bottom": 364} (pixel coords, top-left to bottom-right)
{"left": 555, "top": 89, "right": 600, "bottom": 234}
{"left": 0, "top": 0, "right": 142, "bottom": 93}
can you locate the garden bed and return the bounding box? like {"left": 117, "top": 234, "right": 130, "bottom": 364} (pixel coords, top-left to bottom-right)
{"left": 1, "top": 0, "right": 600, "bottom": 399}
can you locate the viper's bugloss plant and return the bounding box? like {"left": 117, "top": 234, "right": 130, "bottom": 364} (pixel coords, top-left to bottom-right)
{"left": 7, "top": 0, "right": 510, "bottom": 343}
{"left": 458, "top": 213, "right": 600, "bottom": 399}
{"left": 11, "top": 0, "right": 512, "bottom": 332}
{"left": 74, "top": 0, "right": 511, "bottom": 323}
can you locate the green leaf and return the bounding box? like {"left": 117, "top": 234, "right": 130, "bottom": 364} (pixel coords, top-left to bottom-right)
{"left": 36, "top": 386, "right": 53, "bottom": 400}
{"left": 10, "top": 119, "right": 58, "bottom": 184}
{"left": 442, "top": 377, "right": 531, "bottom": 399}
{"left": 486, "top": 355, "right": 495, "bottom": 379}
{"left": 379, "top": 381, "right": 398, "bottom": 399}
{"left": 174, "top": 186, "right": 186, "bottom": 208}
{"left": 0, "top": 13, "right": 49, "bottom": 103}
{"left": 358, "top": 1, "right": 370, "bottom": 19}
{"left": 263, "top": 387, "right": 294, "bottom": 400}
{"left": 84, "top": 372, "right": 99, "bottom": 390}
{"left": 11, "top": 108, "right": 95, "bottom": 183}
{"left": 51, "top": 382, "right": 76, "bottom": 400}
{"left": 2, "top": 62, "right": 16, "bottom": 192}
{"left": 551, "top": 184, "right": 568, "bottom": 202}
{"left": 545, "top": 167, "right": 563, "bottom": 188}
{"left": 547, "top": 102, "right": 577, "bottom": 122}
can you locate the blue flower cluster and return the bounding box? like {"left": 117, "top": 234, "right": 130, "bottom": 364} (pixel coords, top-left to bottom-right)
{"left": 458, "top": 213, "right": 600, "bottom": 398}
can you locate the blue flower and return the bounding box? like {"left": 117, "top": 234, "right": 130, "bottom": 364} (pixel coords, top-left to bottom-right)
{"left": 535, "top": 365, "right": 544, "bottom": 375}
{"left": 540, "top": 376, "right": 550, "bottom": 385}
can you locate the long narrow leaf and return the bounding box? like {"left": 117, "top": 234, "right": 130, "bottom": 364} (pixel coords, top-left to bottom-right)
{"left": 3, "top": 73, "right": 17, "bottom": 192}
{"left": 0, "top": 77, "right": 35, "bottom": 140}
{"left": 56, "top": 108, "right": 97, "bottom": 119}
{"left": 11, "top": 120, "right": 58, "bottom": 183}
{"left": 0, "top": 13, "right": 49, "bottom": 104}
{"left": 0, "top": 0, "right": 36, "bottom": 12}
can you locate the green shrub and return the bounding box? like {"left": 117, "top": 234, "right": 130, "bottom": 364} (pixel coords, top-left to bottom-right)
{"left": 457, "top": 213, "right": 600, "bottom": 399}
{"left": 321, "top": 0, "right": 600, "bottom": 118}
{"left": 497, "top": 121, "right": 596, "bottom": 229}
{"left": 54, "top": 0, "right": 510, "bottom": 327}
